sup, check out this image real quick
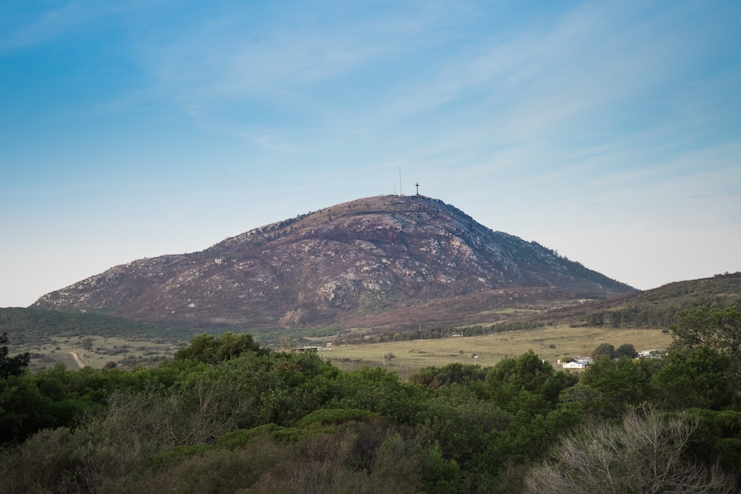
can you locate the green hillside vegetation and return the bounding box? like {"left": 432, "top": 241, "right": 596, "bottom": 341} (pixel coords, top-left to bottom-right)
{"left": 1, "top": 307, "right": 740, "bottom": 493}
{"left": 541, "top": 272, "right": 741, "bottom": 329}
{"left": 0, "top": 308, "right": 349, "bottom": 370}
{"left": 0, "top": 307, "right": 198, "bottom": 345}
{"left": 0, "top": 307, "right": 340, "bottom": 350}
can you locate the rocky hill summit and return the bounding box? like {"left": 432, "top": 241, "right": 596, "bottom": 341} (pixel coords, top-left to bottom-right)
{"left": 32, "top": 195, "right": 635, "bottom": 329}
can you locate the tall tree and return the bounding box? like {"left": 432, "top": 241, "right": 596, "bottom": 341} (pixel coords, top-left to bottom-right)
{"left": 592, "top": 343, "right": 615, "bottom": 361}
{"left": 615, "top": 343, "right": 637, "bottom": 359}
{"left": 0, "top": 332, "right": 30, "bottom": 378}
{"left": 671, "top": 307, "right": 741, "bottom": 360}
{"left": 81, "top": 337, "right": 94, "bottom": 352}
{"left": 670, "top": 307, "right": 741, "bottom": 402}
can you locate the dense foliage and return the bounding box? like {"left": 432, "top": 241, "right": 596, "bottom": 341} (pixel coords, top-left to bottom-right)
{"left": 1, "top": 308, "right": 740, "bottom": 493}
{"left": 0, "top": 308, "right": 196, "bottom": 346}
{"left": 580, "top": 274, "right": 741, "bottom": 329}
{"left": 336, "top": 321, "right": 546, "bottom": 345}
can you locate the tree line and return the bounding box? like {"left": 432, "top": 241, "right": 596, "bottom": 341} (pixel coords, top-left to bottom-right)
{"left": 584, "top": 299, "right": 740, "bottom": 328}
{"left": 336, "top": 321, "right": 546, "bottom": 345}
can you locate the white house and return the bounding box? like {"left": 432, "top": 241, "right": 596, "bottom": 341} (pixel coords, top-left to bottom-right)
{"left": 563, "top": 361, "right": 588, "bottom": 369}
{"left": 638, "top": 349, "right": 662, "bottom": 359}
{"left": 562, "top": 357, "right": 594, "bottom": 369}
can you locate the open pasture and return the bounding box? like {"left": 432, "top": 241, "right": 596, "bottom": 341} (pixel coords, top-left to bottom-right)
{"left": 323, "top": 325, "right": 674, "bottom": 374}
{"left": 15, "top": 324, "right": 674, "bottom": 374}
{"left": 19, "top": 335, "right": 183, "bottom": 370}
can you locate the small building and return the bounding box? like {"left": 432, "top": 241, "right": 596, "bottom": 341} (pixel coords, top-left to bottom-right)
{"left": 292, "top": 346, "right": 320, "bottom": 354}
{"left": 562, "top": 361, "right": 588, "bottom": 369}
{"left": 562, "top": 357, "right": 593, "bottom": 369}
{"left": 638, "top": 349, "right": 662, "bottom": 359}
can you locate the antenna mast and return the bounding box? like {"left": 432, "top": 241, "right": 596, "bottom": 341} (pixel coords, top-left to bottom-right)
{"left": 399, "top": 167, "right": 402, "bottom": 195}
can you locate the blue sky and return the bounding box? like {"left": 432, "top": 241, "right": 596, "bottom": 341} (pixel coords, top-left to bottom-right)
{"left": 1, "top": 0, "right": 740, "bottom": 307}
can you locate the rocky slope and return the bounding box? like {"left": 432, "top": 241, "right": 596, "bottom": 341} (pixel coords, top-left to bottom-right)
{"left": 32, "top": 195, "right": 635, "bottom": 329}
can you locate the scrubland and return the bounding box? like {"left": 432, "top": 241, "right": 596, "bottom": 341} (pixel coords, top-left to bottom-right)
{"left": 1, "top": 307, "right": 740, "bottom": 494}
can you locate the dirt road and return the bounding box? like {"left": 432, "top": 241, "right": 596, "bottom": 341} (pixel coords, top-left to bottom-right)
{"left": 68, "top": 352, "right": 86, "bottom": 369}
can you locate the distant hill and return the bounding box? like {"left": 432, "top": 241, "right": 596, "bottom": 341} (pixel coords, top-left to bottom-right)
{"left": 0, "top": 307, "right": 196, "bottom": 346}
{"left": 31, "top": 195, "right": 635, "bottom": 330}
{"left": 533, "top": 272, "right": 741, "bottom": 328}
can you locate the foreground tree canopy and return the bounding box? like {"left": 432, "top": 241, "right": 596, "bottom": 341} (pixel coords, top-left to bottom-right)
{"left": 0, "top": 307, "right": 740, "bottom": 493}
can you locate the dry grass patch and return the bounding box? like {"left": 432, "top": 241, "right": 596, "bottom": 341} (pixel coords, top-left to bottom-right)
{"left": 324, "top": 325, "right": 673, "bottom": 375}
{"left": 18, "top": 336, "right": 183, "bottom": 370}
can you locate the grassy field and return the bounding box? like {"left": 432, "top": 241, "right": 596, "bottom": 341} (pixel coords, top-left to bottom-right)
{"left": 19, "top": 335, "right": 184, "bottom": 370}
{"left": 14, "top": 324, "right": 673, "bottom": 376}
{"left": 321, "top": 325, "right": 673, "bottom": 378}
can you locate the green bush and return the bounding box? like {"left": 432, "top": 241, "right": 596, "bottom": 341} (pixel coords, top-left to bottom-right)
{"left": 151, "top": 438, "right": 284, "bottom": 494}
{"left": 295, "top": 408, "right": 377, "bottom": 428}
{"left": 174, "top": 332, "right": 265, "bottom": 363}
{"left": 147, "top": 444, "right": 216, "bottom": 470}
{"left": 218, "top": 424, "right": 301, "bottom": 448}
{"left": 577, "top": 357, "right": 659, "bottom": 418}
{"left": 652, "top": 346, "right": 733, "bottom": 410}
{"left": 409, "top": 363, "right": 487, "bottom": 388}
{"left": 684, "top": 409, "right": 741, "bottom": 485}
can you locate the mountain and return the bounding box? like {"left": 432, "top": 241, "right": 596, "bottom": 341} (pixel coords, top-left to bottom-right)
{"left": 32, "top": 195, "right": 635, "bottom": 329}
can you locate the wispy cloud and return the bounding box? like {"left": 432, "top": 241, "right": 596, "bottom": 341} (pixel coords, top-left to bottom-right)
{"left": 133, "top": 2, "right": 463, "bottom": 103}
{"left": 0, "top": 0, "right": 148, "bottom": 52}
